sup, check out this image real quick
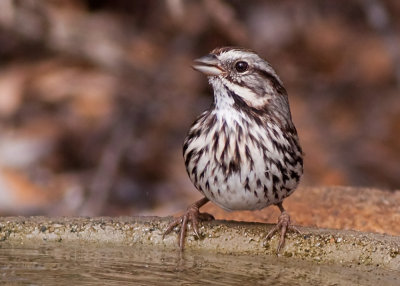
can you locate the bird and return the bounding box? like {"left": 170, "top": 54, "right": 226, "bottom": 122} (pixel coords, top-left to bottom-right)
{"left": 163, "top": 47, "right": 303, "bottom": 253}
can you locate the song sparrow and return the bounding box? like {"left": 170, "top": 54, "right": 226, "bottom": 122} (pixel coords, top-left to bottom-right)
{"left": 164, "top": 47, "right": 303, "bottom": 252}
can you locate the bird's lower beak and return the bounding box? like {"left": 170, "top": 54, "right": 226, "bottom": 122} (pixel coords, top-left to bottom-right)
{"left": 192, "top": 54, "right": 223, "bottom": 76}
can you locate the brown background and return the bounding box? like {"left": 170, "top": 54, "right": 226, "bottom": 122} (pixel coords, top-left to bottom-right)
{"left": 0, "top": 1, "right": 399, "bottom": 230}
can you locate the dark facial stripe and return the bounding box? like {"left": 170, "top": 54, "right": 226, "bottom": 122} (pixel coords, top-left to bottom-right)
{"left": 224, "top": 85, "right": 269, "bottom": 118}
{"left": 254, "top": 68, "right": 287, "bottom": 95}
{"left": 225, "top": 73, "right": 262, "bottom": 99}
{"left": 225, "top": 85, "right": 249, "bottom": 110}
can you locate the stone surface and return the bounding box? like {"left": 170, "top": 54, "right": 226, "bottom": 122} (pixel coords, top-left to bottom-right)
{"left": 0, "top": 216, "right": 399, "bottom": 271}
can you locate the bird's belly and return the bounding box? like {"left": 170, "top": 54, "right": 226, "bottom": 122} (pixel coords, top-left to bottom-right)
{"left": 204, "top": 172, "right": 273, "bottom": 211}
{"left": 186, "top": 133, "right": 302, "bottom": 211}
{"left": 197, "top": 155, "right": 291, "bottom": 211}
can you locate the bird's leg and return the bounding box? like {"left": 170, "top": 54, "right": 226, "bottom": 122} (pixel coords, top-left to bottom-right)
{"left": 163, "top": 197, "right": 214, "bottom": 250}
{"left": 265, "top": 202, "right": 301, "bottom": 253}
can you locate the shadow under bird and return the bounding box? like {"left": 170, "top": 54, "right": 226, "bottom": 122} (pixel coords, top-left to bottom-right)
{"left": 164, "top": 47, "right": 303, "bottom": 253}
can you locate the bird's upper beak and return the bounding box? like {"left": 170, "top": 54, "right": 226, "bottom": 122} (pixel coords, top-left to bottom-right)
{"left": 192, "top": 54, "right": 223, "bottom": 76}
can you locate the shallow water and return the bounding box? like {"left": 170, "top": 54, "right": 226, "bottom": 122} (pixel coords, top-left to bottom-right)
{"left": 0, "top": 243, "right": 398, "bottom": 285}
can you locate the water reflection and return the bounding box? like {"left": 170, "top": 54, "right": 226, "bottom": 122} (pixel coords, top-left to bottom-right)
{"left": 0, "top": 243, "right": 398, "bottom": 285}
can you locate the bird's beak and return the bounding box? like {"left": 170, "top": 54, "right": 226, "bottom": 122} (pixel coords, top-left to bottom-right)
{"left": 192, "top": 54, "right": 223, "bottom": 76}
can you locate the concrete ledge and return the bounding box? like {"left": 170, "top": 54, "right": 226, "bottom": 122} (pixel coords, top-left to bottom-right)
{"left": 0, "top": 216, "right": 399, "bottom": 271}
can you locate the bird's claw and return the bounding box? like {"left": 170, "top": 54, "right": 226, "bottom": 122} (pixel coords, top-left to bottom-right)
{"left": 163, "top": 203, "right": 214, "bottom": 250}
{"left": 266, "top": 211, "right": 300, "bottom": 253}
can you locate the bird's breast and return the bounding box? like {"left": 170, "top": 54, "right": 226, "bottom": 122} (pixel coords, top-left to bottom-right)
{"left": 184, "top": 109, "right": 303, "bottom": 211}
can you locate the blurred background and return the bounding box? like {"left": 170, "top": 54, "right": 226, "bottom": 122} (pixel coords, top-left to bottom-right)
{"left": 0, "top": 0, "right": 399, "bottom": 217}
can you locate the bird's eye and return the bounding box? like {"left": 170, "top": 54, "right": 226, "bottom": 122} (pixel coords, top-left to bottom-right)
{"left": 235, "top": 61, "right": 249, "bottom": 73}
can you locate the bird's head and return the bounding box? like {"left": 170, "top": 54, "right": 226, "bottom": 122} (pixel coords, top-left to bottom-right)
{"left": 192, "top": 47, "right": 288, "bottom": 112}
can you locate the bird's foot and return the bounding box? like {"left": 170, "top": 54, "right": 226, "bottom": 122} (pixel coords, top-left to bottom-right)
{"left": 163, "top": 198, "right": 214, "bottom": 250}
{"left": 265, "top": 210, "right": 301, "bottom": 253}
